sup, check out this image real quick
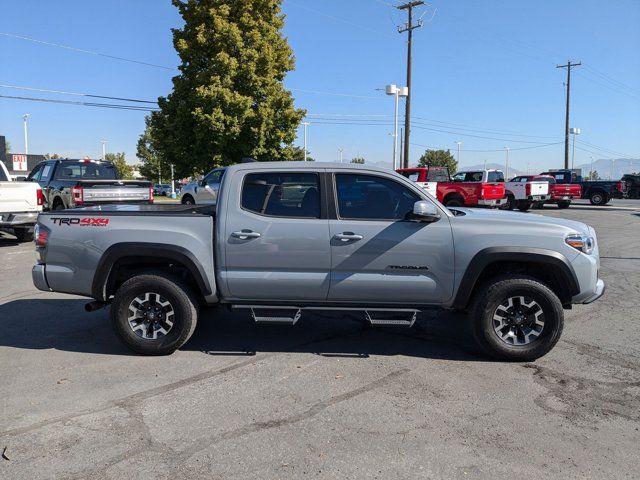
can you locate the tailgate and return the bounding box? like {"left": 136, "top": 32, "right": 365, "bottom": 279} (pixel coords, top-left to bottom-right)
{"left": 79, "top": 181, "right": 152, "bottom": 203}
{"left": 529, "top": 181, "right": 549, "bottom": 196}
{"left": 479, "top": 182, "right": 505, "bottom": 199}
{"left": 0, "top": 182, "right": 41, "bottom": 213}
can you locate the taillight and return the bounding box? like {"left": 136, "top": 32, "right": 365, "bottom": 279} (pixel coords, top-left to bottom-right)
{"left": 34, "top": 224, "right": 49, "bottom": 248}
{"left": 71, "top": 186, "right": 84, "bottom": 205}
{"left": 525, "top": 183, "right": 532, "bottom": 196}
{"left": 149, "top": 185, "right": 154, "bottom": 203}
{"left": 616, "top": 181, "right": 623, "bottom": 192}
{"left": 36, "top": 188, "right": 45, "bottom": 206}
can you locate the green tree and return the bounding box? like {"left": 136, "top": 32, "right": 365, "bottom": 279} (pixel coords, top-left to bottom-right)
{"left": 350, "top": 157, "right": 365, "bottom": 164}
{"left": 418, "top": 149, "right": 458, "bottom": 174}
{"left": 148, "top": 0, "right": 306, "bottom": 177}
{"left": 136, "top": 122, "right": 171, "bottom": 182}
{"left": 587, "top": 170, "right": 600, "bottom": 180}
{"left": 280, "top": 145, "right": 313, "bottom": 162}
{"left": 44, "top": 153, "right": 62, "bottom": 160}
{"left": 105, "top": 152, "right": 134, "bottom": 179}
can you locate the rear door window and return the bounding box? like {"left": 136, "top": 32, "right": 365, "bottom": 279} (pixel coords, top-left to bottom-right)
{"left": 241, "top": 172, "right": 320, "bottom": 218}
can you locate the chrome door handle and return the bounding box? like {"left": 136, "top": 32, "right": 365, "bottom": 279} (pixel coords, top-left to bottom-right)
{"left": 333, "top": 232, "right": 363, "bottom": 242}
{"left": 231, "top": 230, "right": 261, "bottom": 240}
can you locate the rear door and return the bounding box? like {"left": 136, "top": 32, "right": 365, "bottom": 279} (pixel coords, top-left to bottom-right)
{"left": 327, "top": 172, "right": 454, "bottom": 305}
{"left": 222, "top": 169, "right": 331, "bottom": 301}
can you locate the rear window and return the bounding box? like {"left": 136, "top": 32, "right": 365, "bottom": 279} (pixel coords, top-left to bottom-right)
{"left": 487, "top": 171, "right": 505, "bottom": 182}
{"left": 54, "top": 161, "right": 118, "bottom": 180}
{"left": 426, "top": 169, "right": 450, "bottom": 182}
{"left": 241, "top": 172, "right": 320, "bottom": 218}
{"left": 452, "top": 171, "right": 483, "bottom": 182}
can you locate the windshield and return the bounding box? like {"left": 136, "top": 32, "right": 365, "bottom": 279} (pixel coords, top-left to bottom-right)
{"left": 54, "top": 161, "right": 118, "bottom": 180}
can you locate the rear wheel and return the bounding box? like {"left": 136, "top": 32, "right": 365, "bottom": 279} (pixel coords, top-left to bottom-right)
{"left": 557, "top": 200, "right": 571, "bottom": 209}
{"left": 13, "top": 228, "right": 33, "bottom": 242}
{"left": 532, "top": 201, "right": 544, "bottom": 209}
{"left": 181, "top": 195, "right": 195, "bottom": 205}
{"left": 110, "top": 272, "right": 199, "bottom": 355}
{"left": 589, "top": 191, "right": 608, "bottom": 206}
{"left": 504, "top": 194, "right": 516, "bottom": 210}
{"left": 444, "top": 196, "right": 465, "bottom": 207}
{"left": 517, "top": 200, "right": 531, "bottom": 212}
{"left": 468, "top": 275, "right": 564, "bottom": 361}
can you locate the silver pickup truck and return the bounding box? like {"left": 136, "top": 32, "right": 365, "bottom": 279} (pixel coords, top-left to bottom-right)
{"left": 32, "top": 162, "right": 604, "bottom": 361}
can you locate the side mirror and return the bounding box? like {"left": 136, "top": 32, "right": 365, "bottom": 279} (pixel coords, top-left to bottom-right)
{"left": 411, "top": 200, "right": 440, "bottom": 222}
{"left": 200, "top": 179, "right": 207, "bottom": 187}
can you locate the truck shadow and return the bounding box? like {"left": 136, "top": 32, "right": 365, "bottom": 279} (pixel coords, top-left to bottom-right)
{"left": 0, "top": 299, "right": 483, "bottom": 361}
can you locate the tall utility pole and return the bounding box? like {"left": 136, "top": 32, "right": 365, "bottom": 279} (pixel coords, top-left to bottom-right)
{"left": 455, "top": 141, "right": 462, "bottom": 165}
{"left": 557, "top": 60, "right": 581, "bottom": 169}
{"left": 23, "top": 114, "right": 30, "bottom": 154}
{"left": 100, "top": 140, "right": 108, "bottom": 160}
{"left": 301, "top": 122, "right": 310, "bottom": 161}
{"left": 339, "top": 148, "right": 344, "bottom": 163}
{"left": 504, "top": 147, "right": 510, "bottom": 180}
{"left": 397, "top": 1, "right": 424, "bottom": 168}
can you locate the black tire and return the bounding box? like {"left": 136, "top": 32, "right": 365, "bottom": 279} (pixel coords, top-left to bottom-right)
{"left": 181, "top": 195, "right": 195, "bottom": 205}
{"left": 517, "top": 200, "right": 531, "bottom": 212}
{"left": 504, "top": 194, "right": 515, "bottom": 210}
{"left": 444, "top": 196, "right": 464, "bottom": 207}
{"left": 532, "top": 202, "right": 544, "bottom": 210}
{"left": 468, "top": 275, "right": 564, "bottom": 362}
{"left": 110, "top": 272, "right": 199, "bottom": 355}
{"left": 13, "top": 228, "right": 34, "bottom": 242}
{"left": 589, "top": 191, "right": 608, "bottom": 206}
{"left": 557, "top": 201, "right": 571, "bottom": 209}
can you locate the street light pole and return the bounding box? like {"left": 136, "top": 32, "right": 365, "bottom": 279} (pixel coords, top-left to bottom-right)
{"left": 504, "top": 147, "right": 510, "bottom": 180}
{"left": 301, "top": 122, "right": 310, "bottom": 161}
{"left": 589, "top": 156, "right": 594, "bottom": 180}
{"left": 23, "top": 114, "right": 30, "bottom": 154}
{"left": 100, "top": 140, "right": 108, "bottom": 160}
{"left": 339, "top": 148, "right": 344, "bottom": 164}
{"left": 170, "top": 163, "right": 175, "bottom": 197}
{"left": 570, "top": 127, "right": 580, "bottom": 170}
{"left": 455, "top": 141, "right": 462, "bottom": 166}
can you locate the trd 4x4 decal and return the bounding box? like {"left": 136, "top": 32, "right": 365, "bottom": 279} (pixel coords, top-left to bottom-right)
{"left": 50, "top": 217, "right": 110, "bottom": 226}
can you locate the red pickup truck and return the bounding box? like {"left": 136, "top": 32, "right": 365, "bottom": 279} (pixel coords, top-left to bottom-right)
{"left": 397, "top": 167, "right": 505, "bottom": 208}
{"left": 525, "top": 175, "right": 582, "bottom": 209}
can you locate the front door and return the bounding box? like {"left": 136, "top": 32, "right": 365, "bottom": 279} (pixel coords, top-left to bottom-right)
{"left": 223, "top": 170, "right": 331, "bottom": 302}
{"left": 196, "top": 169, "right": 224, "bottom": 204}
{"left": 328, "top": 172, "right": 454, "bottom": 305}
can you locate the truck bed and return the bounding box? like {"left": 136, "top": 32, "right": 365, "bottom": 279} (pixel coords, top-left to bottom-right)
{"left": 36, "top": 203, "right": 217, "bottom": 301}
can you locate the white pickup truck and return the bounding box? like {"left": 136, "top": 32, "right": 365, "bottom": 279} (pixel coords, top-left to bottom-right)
{"left": 0, "top": 161, "right": 43, "bottom": 241}
{"left": 504, "top": 175, "right": 550, "bottom": 212}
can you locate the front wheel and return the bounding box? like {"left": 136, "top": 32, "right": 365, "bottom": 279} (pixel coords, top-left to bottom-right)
{"left": 110, "top": 272, "right": 199, "bottom": 355}
{"left": 557, "top": 201, "right": 571, "bottom": 209}
{"left": 444, "top": 196, "right": 464, "bottom": 207}
{"left": 468, "top": 275, "right": 564, "bottom": 361}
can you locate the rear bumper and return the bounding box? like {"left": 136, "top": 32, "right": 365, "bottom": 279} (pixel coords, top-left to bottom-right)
{"left": 528, "top": 195, "right": 549, "bottom": 201}
{"left": 0, "top": 211, "right": 39, "bottom": 227}
{"left": 32, "top": 264, "right": 51, "bottom": 292}
{"left": 477, "top": 198, "right": 505, "bottom": 207}
{"left": 550, "top": 195, "right": 575, "bottom": 201}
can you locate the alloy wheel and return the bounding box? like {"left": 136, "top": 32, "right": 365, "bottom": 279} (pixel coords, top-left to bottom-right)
{"left": 492, "top": 295, "right": 545, "bottom": 346}
{"left": 127, "top": 292, "right": 175, "bottom": 340}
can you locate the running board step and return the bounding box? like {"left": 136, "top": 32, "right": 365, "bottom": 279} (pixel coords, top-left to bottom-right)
{"left": 365, "top": 310, "right": 418, "bottom": 327}
{"left": 238, "top": 307, "right": 302, "bottom": 325}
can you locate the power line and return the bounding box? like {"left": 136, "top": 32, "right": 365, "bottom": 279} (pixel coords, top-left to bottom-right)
{"left": 0, "top": 32, "right": 176, "bottom": 71}
{"left": 0, "top": 94, "right": 159, "bottom": 111}
{"left": 0, "top": 84, "right": 158, "bottom": 104}
{"left": 410, "top": 141, "right": 564, "bottom": 153}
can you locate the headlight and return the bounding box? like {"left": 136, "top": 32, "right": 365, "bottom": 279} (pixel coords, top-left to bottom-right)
{"left": 566, "top": 234, "right": 594, "bottom": 254}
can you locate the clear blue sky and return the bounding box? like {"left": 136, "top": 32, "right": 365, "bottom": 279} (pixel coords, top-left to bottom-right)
{"left": 1, "top": 0, "right": 639, "bottom": 173}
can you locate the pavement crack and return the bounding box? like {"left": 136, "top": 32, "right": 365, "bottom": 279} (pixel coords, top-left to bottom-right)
{"left": 175, "top": 368, "right": 410, "bottom": 462}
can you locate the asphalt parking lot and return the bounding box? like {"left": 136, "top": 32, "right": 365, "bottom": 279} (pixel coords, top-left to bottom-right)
{"left": 1, "top": 200, "right": 639, "bottom": 479}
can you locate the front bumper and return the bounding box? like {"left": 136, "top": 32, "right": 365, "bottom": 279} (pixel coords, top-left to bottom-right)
{"left": 581, "top": 278, "right": 605, "bottom": 304}
{"left": 0, "top": 211, "right": 39, "bottom": 227}
{"left": 32, "top": 264, "right": 51, "bottom": 292}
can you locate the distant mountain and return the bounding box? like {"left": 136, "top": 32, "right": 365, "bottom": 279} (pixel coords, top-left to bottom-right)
{"left": 574, "top": 158, "right": 640, "bottom": 180}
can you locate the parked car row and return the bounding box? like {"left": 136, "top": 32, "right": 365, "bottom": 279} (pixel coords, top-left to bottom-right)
{"left": 398, "top": 166, "right": 625, "bottom": 210}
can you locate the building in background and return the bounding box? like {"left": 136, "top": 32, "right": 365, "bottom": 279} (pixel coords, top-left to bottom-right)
{"left": 0, "top": 135, "right": 46, "bottom": 180}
